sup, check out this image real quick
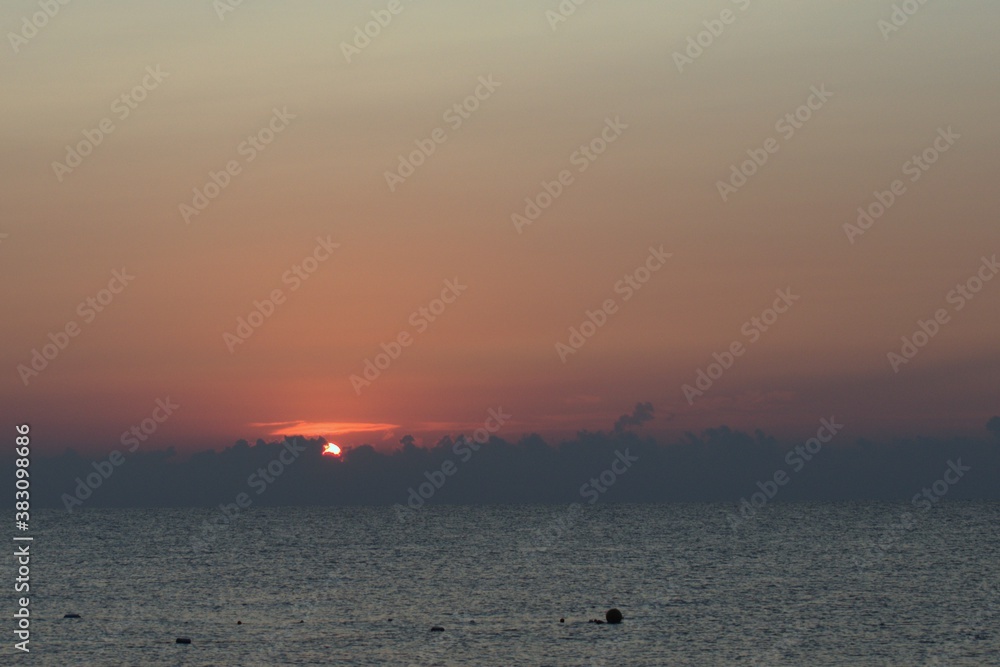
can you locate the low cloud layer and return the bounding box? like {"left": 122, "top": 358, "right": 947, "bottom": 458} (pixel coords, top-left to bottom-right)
{"left": 13, "top": 409, "right": 1000, "bottom": 510}
{"left": 613, "top": 402, "right": 655, "bottom": 433}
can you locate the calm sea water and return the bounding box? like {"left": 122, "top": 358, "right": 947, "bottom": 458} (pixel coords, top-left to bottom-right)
{"left": 17, "top": 503, "right": 1000, "bottom": 666}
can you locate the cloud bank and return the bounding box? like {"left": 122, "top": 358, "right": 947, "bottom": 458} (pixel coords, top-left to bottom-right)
{"left": 13, "top": 407, "right": 1000, "bottom": 510}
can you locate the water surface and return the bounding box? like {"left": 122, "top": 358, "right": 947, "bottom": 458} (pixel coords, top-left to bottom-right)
{"left": 20, "top": 503, "right": 1000, "bottom": 665}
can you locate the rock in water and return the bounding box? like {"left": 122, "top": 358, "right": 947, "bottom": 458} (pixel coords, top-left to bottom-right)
{"left": 605, "top": 608, "right": 623, "bottom": 624}
{"left": 63, "top": 613, "right": 81, "bottom": 619}
{"left": 430, "top": 626, "right": 445, "bottom": 632}
{"left": 176, "top": 637, "right": 192, "bottom": 644}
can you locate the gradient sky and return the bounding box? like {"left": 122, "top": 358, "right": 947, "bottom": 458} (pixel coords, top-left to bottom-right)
{"left": 2, "top": 0, "right": 998, "bottom": 455}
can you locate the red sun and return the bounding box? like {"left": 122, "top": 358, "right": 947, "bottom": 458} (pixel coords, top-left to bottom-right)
{"left": 323, "top": 442, "right": 342, "bottom": 457}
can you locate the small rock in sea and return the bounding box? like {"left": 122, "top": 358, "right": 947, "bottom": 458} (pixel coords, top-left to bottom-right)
{"left": 469, "top": 620, "right": 476, "bottom": 625}
{"left": 298, "top": 620, "right": 304, "bottom": 624}
{"left": 430, "top": 626, "right": 445, "bottom": 632}
{"left": 589, "top": 619, "right": 605, "bottom": 625}
{"left": 176, "top": 637, "right": 192, "bottom": 644}
{"left": 559, "top": 618, "right": 565, "bottom": 623}
{"left": 63, "top": 614, "right": 82, "bottom": 619}
{"left": 387, "top": 618, "right": 393, "bottom": 622}
{"left": 237, "top": 621, "right": 242, "bottom": 625}
{"left": 606, "top": 608, "right": 623, "bottom": 624}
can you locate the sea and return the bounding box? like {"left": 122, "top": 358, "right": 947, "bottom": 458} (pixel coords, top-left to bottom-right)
{"left": 15, "top": 502, "right": 1000, "bottom": 666}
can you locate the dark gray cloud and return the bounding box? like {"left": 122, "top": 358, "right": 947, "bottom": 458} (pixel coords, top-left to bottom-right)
{"left": 613, "top": 402, "right": 654, "bottom": 433}
{"left": 13, "top": 411, "right": 1000, "bottom": 509}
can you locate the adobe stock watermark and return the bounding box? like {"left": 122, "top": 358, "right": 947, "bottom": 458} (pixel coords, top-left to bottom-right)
{"left": 191, "top": 438, "right": 309, "bottom": 553}
{"left": 393, "top": 407, "right": 512, "bottom": 521}
{"left": 682, "top": 287, "right": 799, "bottom": 404}
{"left": 8, "top": 0, "right": 73, "bottom": 54}
{"left": 213, "top": 0, "right": 250, "bottom": 21}
{"left": 673, "top": 0, "right": 752, "bottom": 73}
{"left": 878, "top": 0, "right": 934, "bottom": 40}
{"left": 717, "top": 84, "right": 833, "bottom": 202}
{"left": 545, "top": 0, "right": 594, "bottom": 32}
{"left": 16, "top": 268, "right": 135, "bottom": 386}
{"left": 555, "top": 245, "right": 672, "bottom": 362}
{"left": 223, "top": 236, "right": 340, "bottom": 353}
{"left": 350, "top": 278, "right": 467, "bottom": 395}
{"left": 340, "top": 0, "right": 418, "bottom": 63}
{"left": 532, "top": 448, "right": 639, "bottom": 551}
{"left": 887, "top": 253, "right": 997, "bottom": 373}
{"left": 51, "top": 65, "right": 169, "bottom": 182}
{"left": 725, "top": 417, "right": 844, "bottom": 531}
{"left": 854, "top": 458, "right": 971, "bottom": 569}
{"left": 179, "top": 106, "right": 296, "bottom": 224}
{"left": 511, "top": 116, "right": 628, "bottom": 233}
{"left": 61, "top": 398, "right": 180, "bottom": 512}
{"left": 384, "top": 74, "right": 501, "bottom": 192}
{"left": 843, "top": 126, "right": 959, "bottom": 244}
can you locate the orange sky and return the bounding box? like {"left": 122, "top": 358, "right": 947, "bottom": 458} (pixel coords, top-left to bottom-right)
{"left": 2, "top": 0, "right": 998, "bottom": 454}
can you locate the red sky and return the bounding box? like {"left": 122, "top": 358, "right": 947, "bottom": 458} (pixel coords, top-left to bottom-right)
{"left": 2, "top": 0, "right": 998, "bottom": 454}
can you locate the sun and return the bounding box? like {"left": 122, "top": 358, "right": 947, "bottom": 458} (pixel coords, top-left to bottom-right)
{"left": 322, "top": 442, "right": 342, "bottom": 457}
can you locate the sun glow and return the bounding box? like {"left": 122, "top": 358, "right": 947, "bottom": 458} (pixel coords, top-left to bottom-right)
{"left": 323, "top": 442, "right": 342, "bottom": 457}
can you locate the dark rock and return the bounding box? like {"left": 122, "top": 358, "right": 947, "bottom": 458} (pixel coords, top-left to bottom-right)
{"left": 63, "top": 614, "right": 81, "bottom": 619}
{"left": 560, "top": 618, "right": 565, "bottom": 623}
{"left": 430, "top": 626, "right": 445, "bottom": 632}
{"left": 606, "top": 608, "right": 623, "bottom": 624}
{"left": 176, "top": 637, "right": 192, "bottom": 644}
{"left": 237, "top": 621, "right": 242, "bottom": 625}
